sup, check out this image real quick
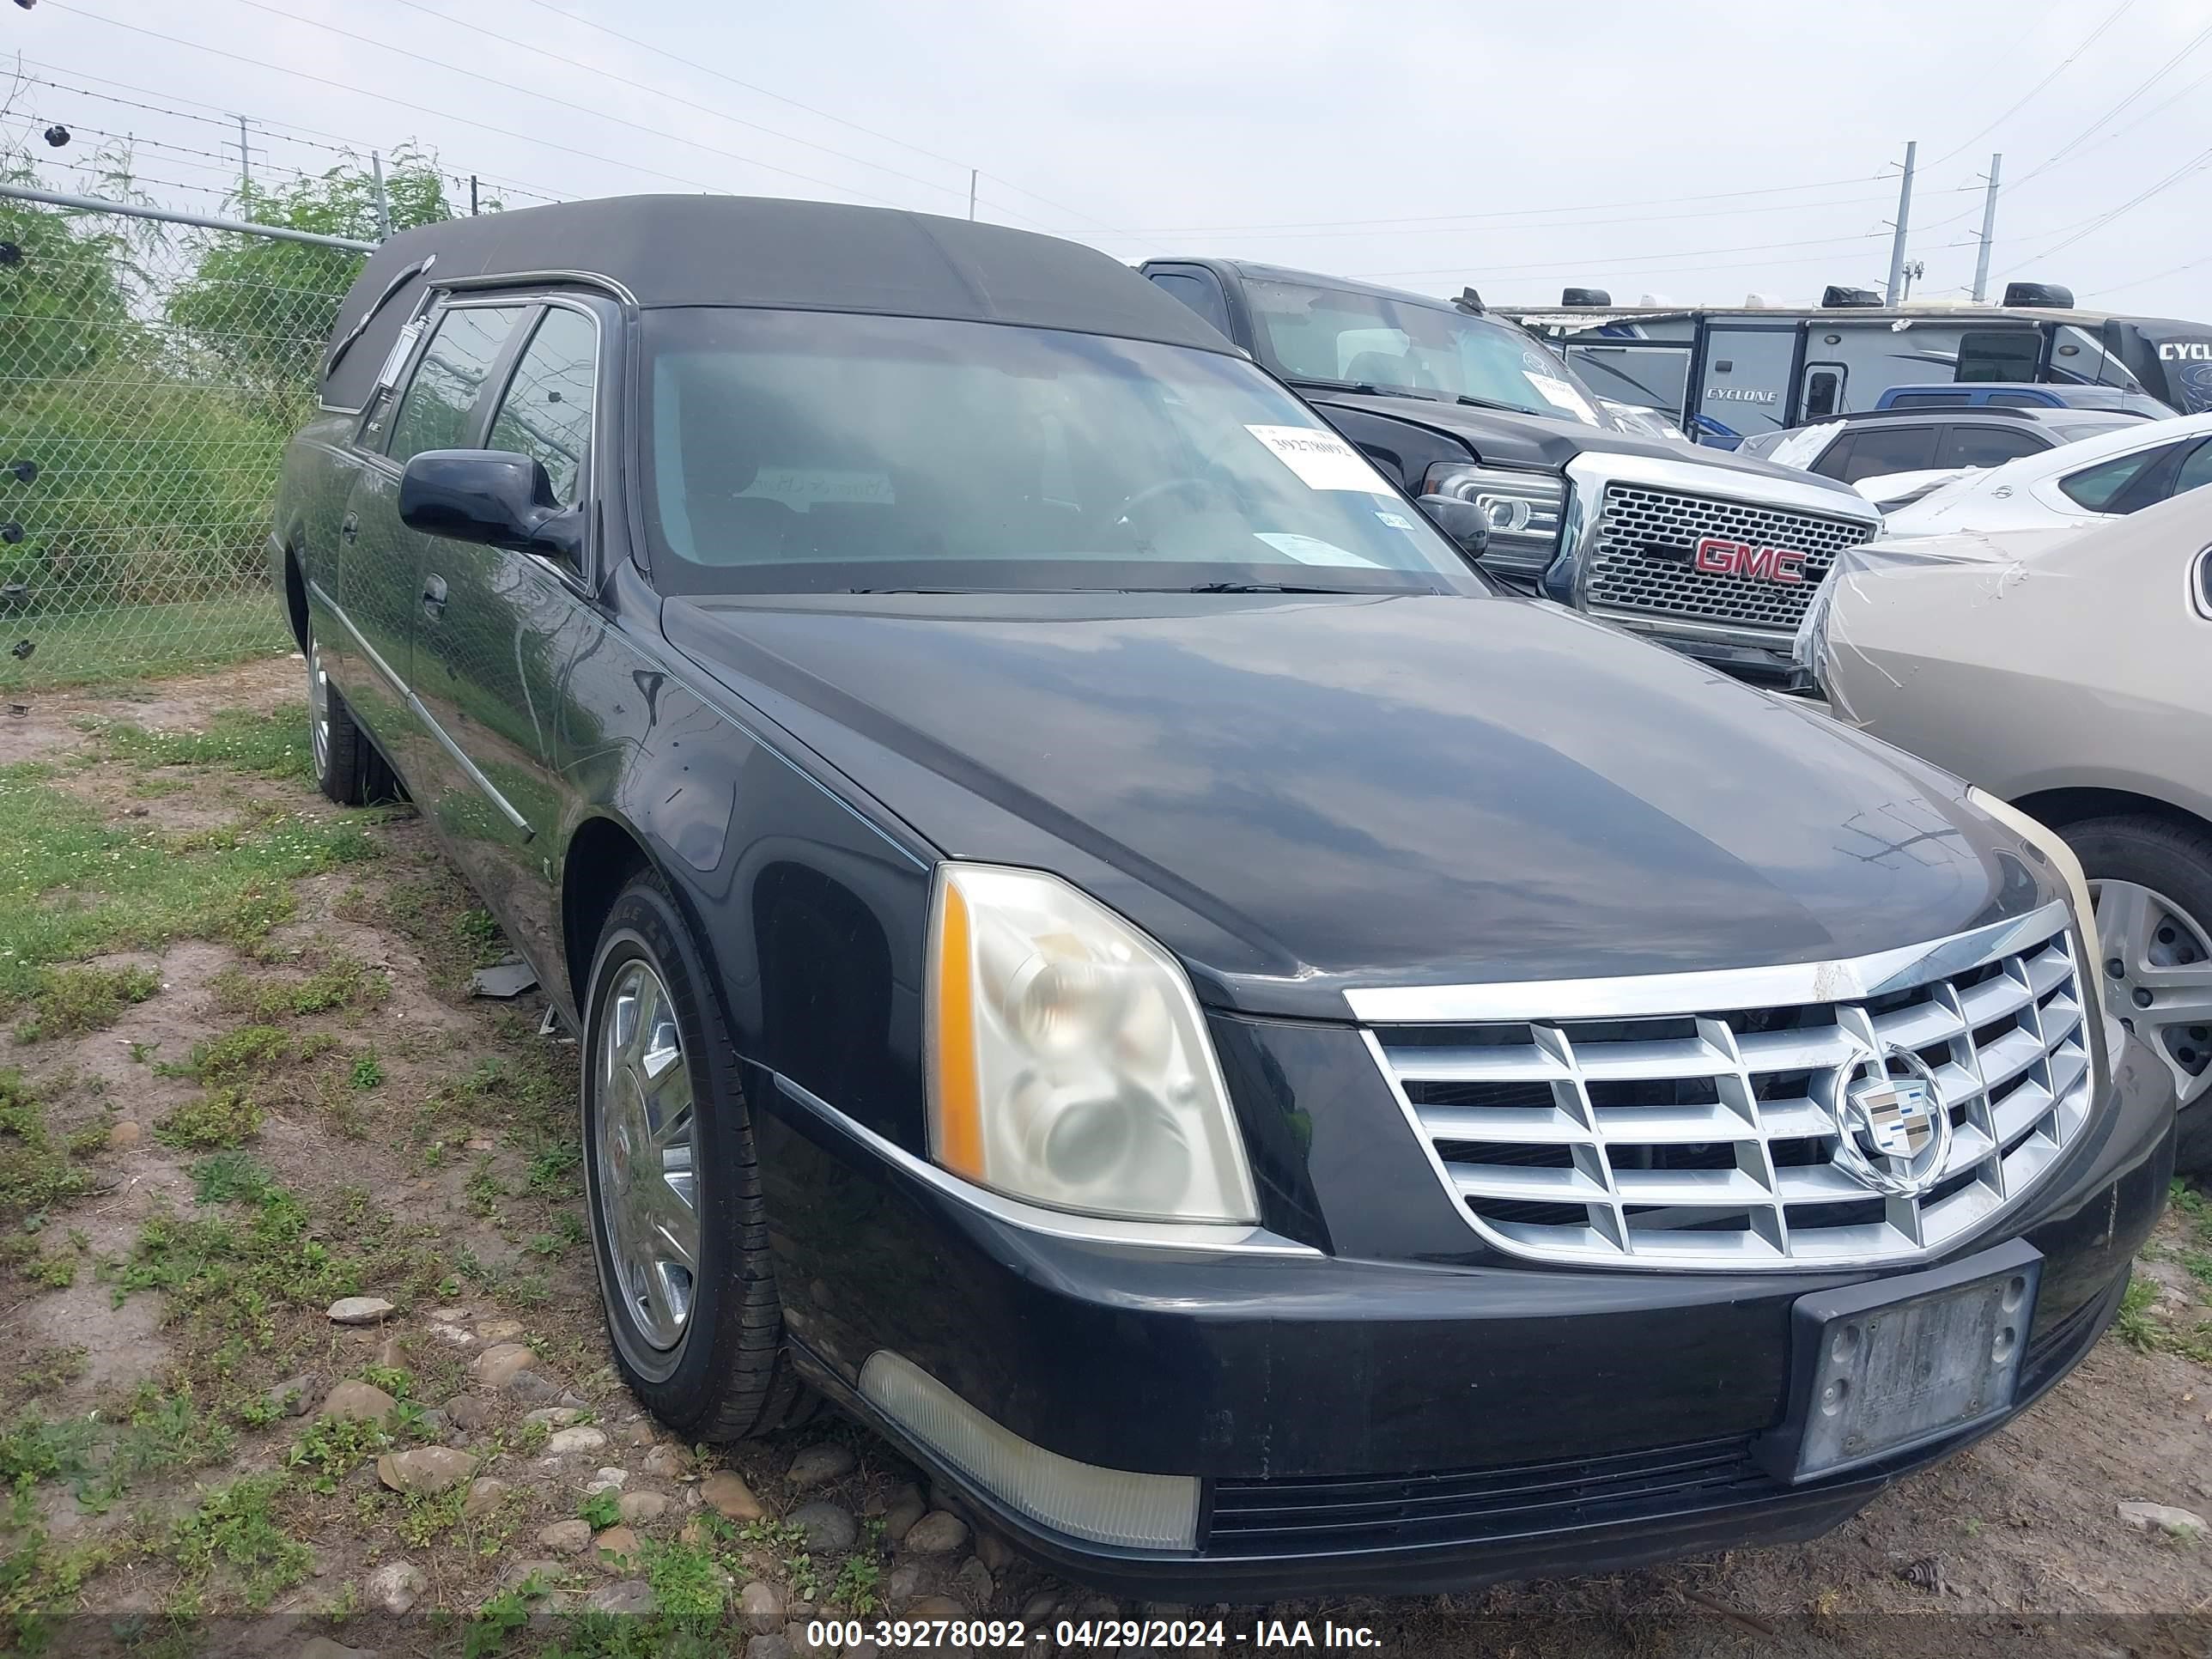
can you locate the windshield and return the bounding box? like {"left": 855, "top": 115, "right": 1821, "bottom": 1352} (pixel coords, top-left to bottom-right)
{"left": 639, "top": 310, "right": 1485, "bottom": 596}
{"left": 1241, "top": 278, "right": 1610, "bottom": 426}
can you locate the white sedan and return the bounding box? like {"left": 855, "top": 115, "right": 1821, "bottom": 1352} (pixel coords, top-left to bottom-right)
{"left": 1876, "top": 409, "right": 2212, "bottom": 536}
{"left": 1806, "top": 488, "right": 2212, "bottom": 1162}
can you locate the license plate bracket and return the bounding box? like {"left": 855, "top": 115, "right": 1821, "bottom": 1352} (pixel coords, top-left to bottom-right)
{"left": 1759, "top": 1237, "right": 2041, "bottom": 1484}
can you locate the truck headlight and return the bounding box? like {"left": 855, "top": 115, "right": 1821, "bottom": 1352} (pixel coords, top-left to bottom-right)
{"left": 1420, "top": 462, "right": 1566, "bottom": 575}
{"left": 1966, "top": 787, "right": 2105, "bottom": 1022}
{"left": 927, "top": 863, "right": 1258, "bottom": 1225}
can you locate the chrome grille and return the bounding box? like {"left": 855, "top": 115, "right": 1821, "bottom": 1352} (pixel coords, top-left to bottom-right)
{"left": 1364, "top": 910, "right": 2094, "bottom": 1268}
{"left": 1582, "top": 484, "right": 1876, "bottom": 638}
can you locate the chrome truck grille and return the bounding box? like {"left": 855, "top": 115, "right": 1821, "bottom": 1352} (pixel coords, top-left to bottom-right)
{"left": 1352, "top": 905, "right": 2094, "bottom": 1269}
{"left": 1581, "top": 484, "right": 1876, "bottom": 639}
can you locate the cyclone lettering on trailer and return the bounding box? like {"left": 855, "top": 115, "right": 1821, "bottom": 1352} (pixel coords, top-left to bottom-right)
{"left": 1692, "top": 537, "right": 1807, "bottom": 583}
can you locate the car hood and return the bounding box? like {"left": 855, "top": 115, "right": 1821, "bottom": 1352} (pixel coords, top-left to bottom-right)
{"left": 663, "top": 589, "right": 2045, "bottom": 1019}
{"left": 1305, "top": 390, "right": 1865, "bottom": 494}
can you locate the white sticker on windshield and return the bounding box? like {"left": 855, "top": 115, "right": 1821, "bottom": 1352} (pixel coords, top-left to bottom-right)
{"left": 1254, "top": 532, "right": 1384, "bottom": 568}
{"left": 1524, "top": 373, "right": 1598, "bottom": 424}
{"left": 1374, "top": 510, "right": 1414, "bottom": 531}
{"left": 1244, "top": 424, "right": 1394, "bottom": 494}
{"left": 740, "top": 468, "right": 895, "bottom": 510}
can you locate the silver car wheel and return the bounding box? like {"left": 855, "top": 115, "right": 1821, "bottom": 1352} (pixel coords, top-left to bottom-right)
{"left": 2093, "top": 878, "right": 2212, "bottom": 1107}
{"left": 594, "top": 958, "right": 700, "bottom": 1351}
{"left": 307, "top": 635, "right": 331, "bottom": 777}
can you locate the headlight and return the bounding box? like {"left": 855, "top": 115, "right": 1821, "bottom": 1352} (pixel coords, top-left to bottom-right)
{"left": 926, "top": 863, "right": 1258, "bottom": 1225}
{"left": 1420, "top": 462, "right": 1565, "bottom": 576}
{"left": 1966, "top": 787, "right": 2104, "bottom": 1015}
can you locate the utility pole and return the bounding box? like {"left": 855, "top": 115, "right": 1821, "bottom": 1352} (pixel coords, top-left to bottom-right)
{"left": 371, "top": 149, "right": 392, "bottom": 240}
{"left": 968, "top": 167, "right": 977, "bottom": 222}
{"left": 470, "top": 173, "right": 479, "bottom": 217}
{"left": 1884, "top": 140, "right": 1917, "bottom": 305}
{"left": 235, "top": 114, "right": 250, "bottom": 194}
{"left": 1971, "top": 152, "right": 2002, "bottom": 302}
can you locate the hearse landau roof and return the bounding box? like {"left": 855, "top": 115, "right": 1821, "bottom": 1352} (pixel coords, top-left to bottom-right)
{"left": 322, "top": 194, "right": 1235, "bottom": 410}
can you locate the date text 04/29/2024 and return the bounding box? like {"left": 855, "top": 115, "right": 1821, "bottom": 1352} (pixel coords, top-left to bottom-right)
{"left": 804, "top": 1618, "right": 1385, "bottom": 1650}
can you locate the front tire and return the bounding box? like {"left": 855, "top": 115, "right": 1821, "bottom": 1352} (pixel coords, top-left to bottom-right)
{"left": 582, "top": 868, "right": 813, "bottom": 1438}
{"left": 307, "top": 627, "right": 376, "bottom": 806}
{"left": 2063, "top": 814, "right": 2212, "bottom": 1172}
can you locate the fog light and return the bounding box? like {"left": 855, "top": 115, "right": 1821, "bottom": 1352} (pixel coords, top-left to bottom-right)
{"left": 860, "top": 1351, "right": 1198, "bottom": 1549}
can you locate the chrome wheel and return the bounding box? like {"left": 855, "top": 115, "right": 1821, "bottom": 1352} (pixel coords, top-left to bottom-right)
{"left": 307, "top": 635, "right": 331, "bottom": 777}
{"left": 2093, "top": 878, "right": 2212, "bottom": 1107}
{"left": 594, "top": 959, "right": 700, "bottom": 1351}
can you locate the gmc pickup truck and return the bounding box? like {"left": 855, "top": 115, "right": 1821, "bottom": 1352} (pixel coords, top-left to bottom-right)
{"left": 1141, "top": 259, "right": 1882, "bottom": 686}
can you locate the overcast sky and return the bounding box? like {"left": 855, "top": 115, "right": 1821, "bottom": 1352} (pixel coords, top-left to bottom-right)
{"left": 6, "top": 0, "right": 2209, "bottom": 317}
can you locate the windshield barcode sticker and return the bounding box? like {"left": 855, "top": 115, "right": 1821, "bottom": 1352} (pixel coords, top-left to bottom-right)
{"left": 1524, "top": 372, "right": 1598, "bottom": 424}
{"left": 1244, "top": 424, "right": 1394, "bottom": 494}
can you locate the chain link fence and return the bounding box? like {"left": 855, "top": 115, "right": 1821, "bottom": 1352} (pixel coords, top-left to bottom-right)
{"left": 0, "top": 182, "right": 373, "bottom": 689}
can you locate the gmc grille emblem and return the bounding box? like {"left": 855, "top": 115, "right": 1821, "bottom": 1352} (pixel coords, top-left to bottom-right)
{"left": 1692, "top": 537, "right": 1807, "bottom": 583}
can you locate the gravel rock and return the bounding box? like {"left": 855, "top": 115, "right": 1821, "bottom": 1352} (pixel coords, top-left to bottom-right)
{"left": 592, "top": 1525, "right": 642, "bottom": 1570}
{"left": 952, "top": 1556, "right": 994, "bottom": 1609}
{"left": 264, "top": 1375, "right": 314, "bottom": 1419}
{"left": 538, "top": 1519, "right": 593, "bottom": 1554}
{"left": 927, "top": 1483, "right": 970, "bottom": 1523}
{"left": 1020, "top": 1589, "right": 1063, "bottom": 1624}
{"left": 909, "top": 1594, "right": 971, "bottom": 1622}
{"left": 365, "top": 1560, "right": 426, "bottom": 1616}
{"left": 106, "top": 1121, "right": 143, "bottom": 1151}
{"left": 588, "top": 1467, "right": 630, "bottom": 1492}
{"left": 447, "top": 1395, "right": 496, "bottom": 1431}
{"left": 327, "top": 1296, "right": 396, "bottom": 1326}
{"left": 745, "top": 1637, "right": 793, "bottom": 1659}
{"left": 2119, "top": 1500, "right": 2207, "bottom": 1534}
{"left": 373, "top": 1337, "right": 405, "bottom": 1370}
{"left": 789, "top": 1499, "right": 858, "bottom": 1553}
{"left": 643, "top": 1443, "right": 689, "bottom": 1479}
{"left": 498, "top": 1558, "right": 568, "bottom": 1593}
{"left": 318, "top": 1380, "right": 395, "bottom": 1423}
{"left": 477, "top": 1317, "right": 526, "bottom": 1342}
{"left": 786, "top": 1443, "right": 857, "bottom": 1490}
{"left": 524, "top": 1407, "right": 587, "bottom": 1427}
{"left": 617, "top": 1418, "right": 657, "bottom": 1448}
{"left": 428, "top": 1322, "right": 477, "bottom": 1348}
{"left": 902, "top": 1510, "right": 969, "bottom": 1555}
{"left": 880, "top": 1483, "right": 927, "bottom": 1543}
{"left": 473, "top": 1343, "right": 539, "bottom": 1388}
{"left": 886, "top": 1563, "right": 924, "bottom": 1605}
{"left": 376, "top": 1447, "right": 476, "bottom": 1496}
{"left": 504, "top": 1369, "right": 562, "bottom": 1403}
{"left": 295, "top": 1638, "right": 377, "bottom": 1659}
{"left": 618, "top": 1490, "right": 670, "bottom": 1525}
{"left": 973, "top": 1527, "right": 1016, "bottom": 1572}
{"left": 462, "top": 1477, "right": 509, "bottom": 1522}
{"left": 703, "top": 1470, "right": 766, "bottom": 1521}
{"left": 741, "top": 1577, "right": 785, "bottom": 1634}
{"left": 544, "top": 1426, "right": 608, "bottom": 1455}
{"left": 588, "top": 1577, "right": 656, "bottom": 1615}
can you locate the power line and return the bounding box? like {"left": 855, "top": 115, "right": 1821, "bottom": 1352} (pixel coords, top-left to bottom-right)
{"left": 1349, "top": 229, "right": 1892, "bottom": 284}
{"left": 214, "top": 0, "right": 926, "bottom": 211}
{"left": 37, "top": 7, "right": 809, "bottom": 208}
{"left": 15, "top": 66, "right": 568, "bottom": 204}
{"left": 1927, "top": 0, "right": 2140, "bottom": 166}
{"left": 502, "top": 0, "right": 1138, "bottom": 240}
{"left": 1125, "top": 174, "right": 1903, "bottom": 237}
{"left": 2007, "top": 143, "right": 2212, "bottom": 266}
{"left": 2002, "top": 18, "right": 2212, "bottom": 191}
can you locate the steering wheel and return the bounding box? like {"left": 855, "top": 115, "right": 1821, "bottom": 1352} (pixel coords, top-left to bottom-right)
{"left": 1112, "top": 476, "right": 1224, "bottom": 527}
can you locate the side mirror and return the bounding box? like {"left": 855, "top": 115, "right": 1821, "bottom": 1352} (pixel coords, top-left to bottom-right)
{"left": 1416, "top": 494, "right": 1492, "bottom": 558}
{"left": 398, "top": 449, "right": 582, "bottom": 563}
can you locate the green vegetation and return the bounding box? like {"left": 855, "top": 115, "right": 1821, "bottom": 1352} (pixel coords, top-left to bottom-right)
{"left": 168, "top": 1474, "right": 311, "bottom": 1612}
{"left": 155, "top": 1085, "right": 262, "bottom": 1150}
{"left": 576, "top": 1488, "right": 622, "bottom": 1530}
{"left": 0, "top": 1074, "right": 92, "bottom": 1223}
{"left": 13, "top": 963, "right": 160, "bottom": 1042}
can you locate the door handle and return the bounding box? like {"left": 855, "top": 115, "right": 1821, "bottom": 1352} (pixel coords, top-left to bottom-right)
{"left": 339, "top": 512, "right": 358, "bottom": 544}
{"left": 422, "top": 574, "right": 448, "bottom": 620}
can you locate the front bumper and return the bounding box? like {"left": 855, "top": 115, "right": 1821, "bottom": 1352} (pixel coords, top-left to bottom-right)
{"left": 752, "top": 1027, "right": 2172, "bottom": 1600}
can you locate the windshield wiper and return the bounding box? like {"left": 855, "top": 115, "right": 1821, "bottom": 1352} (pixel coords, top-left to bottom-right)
{"left": 1455, "top": 393, "right": 1542, "bottom": 416}
{"left": 1284, "top": 375, "right": 1440, "bottom": 402}
{"left": 1181, "top": 581, "right": 1369, "bottom": 594}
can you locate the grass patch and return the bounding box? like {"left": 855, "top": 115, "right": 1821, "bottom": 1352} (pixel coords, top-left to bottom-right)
{"left": 188, "top": 1152, "right": 280, "bottom": 1207}
{"left": 14, "top": 963, "right": 159, "bottom": 1042}
{"left": 210, "top": 951, "right": 386, "bottom": 1022}
{"left": 2117, "top": 1273, "right": 2212, "bottom": 1364}
{"left": 88, "top": 708, "right": 311, "bottom": 781}
{"left": 155, "top": 1086, "right": 262, "bottom": 1150}
{"left": 157, "top": 1024, "right": 289, "bottom": 1083}
{"left": 106, "top": 1178, "right": 362, "bottom": 1353}
{"left": 0, "top": 1073, "right": 92, "bottom": 1224}
{"left": 349, "top": 1052, "right": 384, "bottom": 1091}
{"left": 168, "top": 1474, "right": 311, "bottom": 1613}
{"left": 0, "top": 761, "right": 378, "bottom": 1010}
{"left": 284, "top": 1416, "right": 387, "bottom": 1495}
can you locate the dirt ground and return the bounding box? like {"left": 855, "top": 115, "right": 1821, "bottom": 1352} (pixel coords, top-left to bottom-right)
{"left": 3, "top": 659, "right": 2210, "bottom": 1659}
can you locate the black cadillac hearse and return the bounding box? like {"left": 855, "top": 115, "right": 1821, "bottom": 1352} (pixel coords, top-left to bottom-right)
{"left": 272, "top": 195, "right": 2172, "bottom": 1598}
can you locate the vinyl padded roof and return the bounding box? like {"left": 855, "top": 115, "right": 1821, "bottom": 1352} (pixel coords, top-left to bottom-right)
{"left": 323, "top": 194, "right": 1234, "bottom": 410}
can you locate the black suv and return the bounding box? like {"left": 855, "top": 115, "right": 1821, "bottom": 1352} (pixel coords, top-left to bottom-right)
{"left": 272, "top": 196, "right": 2170, "bottom": 1600}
